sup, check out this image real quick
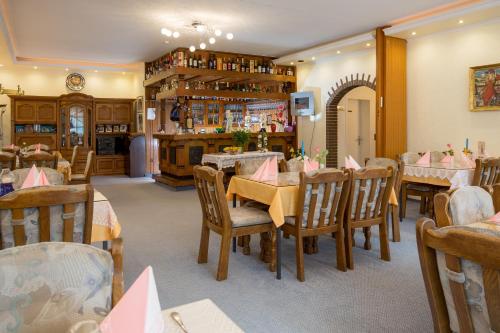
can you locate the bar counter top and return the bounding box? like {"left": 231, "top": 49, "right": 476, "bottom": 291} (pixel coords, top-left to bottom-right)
{"left": 153, "top": 131, "right": 295, "bottom": 141}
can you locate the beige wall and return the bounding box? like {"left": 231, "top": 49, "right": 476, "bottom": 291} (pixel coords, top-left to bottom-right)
{"left": 407, "top": 19, "right": 500, "bottom": 156}
{"left": 0, "top": 65, "right": 143, "bottom": 144}
{"left": 296, "top": 49, "right": 376, "bottom": 165}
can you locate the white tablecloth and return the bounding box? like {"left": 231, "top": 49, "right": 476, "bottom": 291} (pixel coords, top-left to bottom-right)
{"left": 404, "top": 162, "right": 475, "bottom": 189}
{"left": 202, "top": 151, "right": 285, "bottom": 170}
{"left": 92, "top": 190, "right": 121, "bottom": 242}
{"left": 162, "top": 299, "right": 243, "bottom": 333}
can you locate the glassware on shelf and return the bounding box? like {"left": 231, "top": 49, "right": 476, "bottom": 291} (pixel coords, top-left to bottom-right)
{"left": 0, "top": 169, "right": 15, "bottom": 197}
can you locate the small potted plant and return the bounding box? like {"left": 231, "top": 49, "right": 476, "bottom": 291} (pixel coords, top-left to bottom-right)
{"left": 232, "top": 129, "right": 250, "bottom": 153}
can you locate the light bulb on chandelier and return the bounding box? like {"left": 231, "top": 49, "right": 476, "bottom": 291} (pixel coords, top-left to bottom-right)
{"left": 209, "top": 37, "right": 216, "bottom": 44}
{"left": 199, "top": 42, "right": 207, "bottom": 50}
{"left": 189, "top": 45, "right": 196, "bottom": 52}
{"left": 226, "top": 33, "right": 234, "bottom": 40}
{"left": 172, "top": 31, "right": 180, "bottom": 38}
{"left": 160, "top": 28, "right": 172, "bottom": 37}
{"left": 214, "top": 29, "right": 222, "bottom": 37}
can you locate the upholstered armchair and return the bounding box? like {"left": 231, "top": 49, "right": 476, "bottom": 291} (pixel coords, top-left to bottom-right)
{"left": 417, "top": 218, "right": 500, "bottom": 332}
{"left": 0, "top": 241, "right": 124, "bottom": 333}
{"left": 434, "top": 186, "right": 495, "bottom": 228}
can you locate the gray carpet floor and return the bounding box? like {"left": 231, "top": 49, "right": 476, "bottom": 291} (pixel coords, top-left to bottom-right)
{"left": 92, "top": 176, "right": 433, "bottom": 333}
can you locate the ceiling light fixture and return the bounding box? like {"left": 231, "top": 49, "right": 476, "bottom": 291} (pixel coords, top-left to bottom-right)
{"left": 189, "top": 45, "right": 196, "bottom": 52}
{"left": 199, "top": 42, "right": 207, "bottom": 50}
{"left": 94, "top": 70, "right": 98, "bottom": 73}
{"left": 459, "top": 19, "right": 464, "bottom": 24}
{"left": 160, "top": 21, "right": 235, "bottom": 50}
{"left": 411, "top": 31, "right": 417, "bottom": 36}
{"left": 33, "top": 66, "right": 38, "bottom": 70}
{"left": 214, "top": 29, "right": 222, "bottom": 37}
{"left": 209, "top": 37, "right": 216, "bottom": 44}
{"left": 65, "top": 68, "right": 69, "bottom": 71}
{"left": 366, "top": 43, "right": 371, "bottom": 47}
{"left": 336, "top": 50, "right": 341, "bottom": 54}
{"left": 290, "top": 62, "right": 294, "bottom": 65}
{"left": 226, "top": 33, "right": 234, "bottom": 40}
{"left": 0, "top": 64, "right": 4, "bottom": 67}
{"left": 161, "top": 28, "right": 172, "bottom": 37}
{"left": 311, "top": 56, "right": 316, "bottom": 61}
{"left": 122, "top": 72, "right": 126, "bottom": 75}
{"left": 172, "top": 31, "right": 180, "bottom": 38}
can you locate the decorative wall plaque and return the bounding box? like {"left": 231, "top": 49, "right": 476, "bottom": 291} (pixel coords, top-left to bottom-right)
{"left": 66, "top": 73, "right": 85, "bottom": 91}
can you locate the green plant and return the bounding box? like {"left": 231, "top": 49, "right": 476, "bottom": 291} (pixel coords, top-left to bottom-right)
{"left": 232, "top": 129, "right": 250, "bottom": 148}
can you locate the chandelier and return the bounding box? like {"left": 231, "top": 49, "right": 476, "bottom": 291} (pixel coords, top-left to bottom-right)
{"left": 160, "top": 20, "right": 234, "bottom": 52}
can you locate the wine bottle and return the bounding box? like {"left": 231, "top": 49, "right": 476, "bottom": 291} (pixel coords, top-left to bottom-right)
{"left": 193, "top": 56, "right": 198, "bottom": 68}
{"left": 232, "top": 58, "right": 236, "bottom": 71}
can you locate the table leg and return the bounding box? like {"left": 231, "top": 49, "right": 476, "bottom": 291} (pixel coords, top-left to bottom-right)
{"left": 276, "top": 227, "right": 282, "bottom": 280}
{"left": 102, "top": 241, "right": 108, "bottom": 250}
{"left": 399, "top": 185, "right": 403, "bottom": 222}
{"left": 232, "top": 237, "right": 236, "bottom": 253}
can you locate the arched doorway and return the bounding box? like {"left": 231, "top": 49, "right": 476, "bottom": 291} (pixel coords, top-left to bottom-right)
{"left": 325, "top": 74, "right": 376, "bottom": 167}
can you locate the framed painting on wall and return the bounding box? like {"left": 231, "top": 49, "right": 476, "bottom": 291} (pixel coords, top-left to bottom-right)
{"left": 469, "top": 63, "right": 500, "bottom": 111}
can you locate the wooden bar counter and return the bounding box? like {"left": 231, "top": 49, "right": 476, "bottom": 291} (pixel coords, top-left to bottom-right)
{"left": 153, "top": 132, "right": 295, "bottom": 188}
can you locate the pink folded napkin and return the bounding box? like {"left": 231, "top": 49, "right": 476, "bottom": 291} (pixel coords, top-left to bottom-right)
{"left": 21, "top": 165, "right": 51, "bottom": 188}
{"left": 460, "top": 152, "right": 476, "bottom": 168}
{"left": 416, "top": 151, "right": 431, "bottom": 165}
{"left": 100, "top": 266, "right": 164, "bottom": 333}
{"left": 303, "top": 158, "right": 319, "bottom": 172}
{"left": 441, "top": 155, "right": 453, "bottom": 163}
{"left": 488, "top": 212, "right": 500, "bottom": 223}
{"left": 345, "top": 155, "right": 361, "bottom": 170}
{"left": 250, "top": 156, "right": 278, "bottom": 181}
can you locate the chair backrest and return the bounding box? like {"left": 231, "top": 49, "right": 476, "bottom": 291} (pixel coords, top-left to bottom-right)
{"left": 434, "top": 186, "right": 494, "bottom": 228}
{"left": 193, "top": 166, "right": 231, "bottom": 231}
{"left": 235, "top": 157, "right": 275, "bottom": 175}
{"left": 430, "top": 151, "right": 445, "bottom": 163}
{"left": 2, "top": 145, "right": 20, "bottom": 155}
{"left": 0, "top": 184, "right": 94, "bottom": 249}
{"left": 26, "top": 143, "right": 51, "bottom": 152}
{"left": 293, "top": 168, "right": 351, "bottom": 230}
{"left": 70, "top": 145, "right": 79, "bottom": 168}
{"left": 472, "top": 157, "right": 500, "bottom": 186}
{"left": 82, "top": 150, "right": 95, "bottom": 181}
{"left": 417, "top": 218, "right": 500, "bottom": 333}
{"left": 347, "top": 167, "right": 395, "bottom": 223}
{"left": 0, "top": 242, "right": 113, "bottom": 332}
{"left": 19, "top": 151, "right": 58, "bottom": 169}
{"left": 0, "top": 151, "right": 16, "bottom": 170}
{"left": 12, "top": 167, "right": 64, "bottom": 189}
{"left": 365, "top": 157, "right": 403, "bottom": 194}
{"left": 284, "top": 158, "right": 304, "bottom": 172}
{"left": 400, "top": 152, "right": 420, "bottom": 164}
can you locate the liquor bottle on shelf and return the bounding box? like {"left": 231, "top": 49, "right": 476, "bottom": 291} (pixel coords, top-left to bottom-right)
{"left": 193, "top": 56, "right": 198, "bottom": 68}
{"left": 189, "top": 53, "right": 193, "bottom": 68}
{"left": 257, "top": 61, "right": 262, "bottom": 73}
{"left": 185, "top": 108, "right": 193, "bottom": 130}
{"left": 249, "top": 59, "right": 255, "bottom": 73}
{"left": 199, "top": 55, "right": 203, "bottom": 69}
{"left": 231, "top": 59, "right": 236, "bottom": 71}
{"left": 217, "top": 57, "right": 222, "bottom": 70}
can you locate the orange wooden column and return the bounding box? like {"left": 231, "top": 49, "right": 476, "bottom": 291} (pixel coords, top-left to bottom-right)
{"left": 375, "top": 28, "right": 407, "bottom": 159}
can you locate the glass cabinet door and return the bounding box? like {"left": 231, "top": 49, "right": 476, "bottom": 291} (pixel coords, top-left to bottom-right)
{"left": 69, "top": 105, "right": 85, "bottom": 146}
{"left": 191, "top": 103, "right": 205, "bottom": 125}
{"left": 224, "top": 103, "right": 244, "bottom": 126}
{"left": 207, "top": 103, "right": 220, "bottom": 126}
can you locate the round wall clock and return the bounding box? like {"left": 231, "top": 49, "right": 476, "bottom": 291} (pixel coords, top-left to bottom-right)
{"left": 66, "top": 73, "right": 85, "bottom": 91}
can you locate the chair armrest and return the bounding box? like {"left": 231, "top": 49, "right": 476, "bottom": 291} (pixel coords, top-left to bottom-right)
{"left": 110, "top": 238, "right": 124, "bottom": 308}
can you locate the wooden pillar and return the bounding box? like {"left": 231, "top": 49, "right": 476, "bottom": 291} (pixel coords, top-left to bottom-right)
{"left": 375, "top": 28, "right": 407, "bottom": 159}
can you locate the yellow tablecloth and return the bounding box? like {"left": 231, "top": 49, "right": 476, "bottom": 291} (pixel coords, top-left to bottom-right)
{"left": 227, "top": 173, "right": 398, "bottom": 228}
{"left": 91, "top": 190, "right": 122, "bottom": 242}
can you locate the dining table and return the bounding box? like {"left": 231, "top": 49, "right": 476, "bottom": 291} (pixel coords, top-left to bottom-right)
{"left": 92, "top": 189, "right": 121, "bottom": 245}
{"left": 202, "top": 151, "right": 285, "bottom": 171}
{"left": 403, "top": 161, "right": 475, "bottom": 188}
{"left": 15, "top": 154, "right": 72, "bottom": 183}
{"left": 227, "top": 171, "right": 399, "bottom": 279}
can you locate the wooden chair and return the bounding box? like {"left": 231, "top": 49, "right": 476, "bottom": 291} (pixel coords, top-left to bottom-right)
{"left": 2, "top": 145, "right": 20, "bottom": 155}
{"left": 0, "top": 184, "right": 94, "bottom": 249}
{"left": 70, "top": 145, "right": 79, "bottom": 170}
{"left": 365, "top": 157, "right": 403, "bottom": 242}
{"left": 194, "top": 165, "right": 276, "bottom": 281}
{"left": 69, "top": 150, "right": 95, "bottom": 184}
{"left": 26, "top": 143, "right": 51, "bottom": 152}
{"left": 400, "top": 152, "right": 434, "bottom": 218}
{"left": 0, "top": 151, "right": 16, "bottom": 170}
{"left": 345, "top": 167, "right": 395, "bottom": 269}
{"left": 434, "top": 186, "right": 495, "bottom": 228}
{"left": 416, "top": 218, "right": 500, "bottom": 332}
{"left": 19, "top": 151, "right": 58, "bottom": 169}
{"left": 472, "top": 157, "right": 500, "bottom": 186}
{"left": 281, "top": 168, "right": 351, "bottom": 281}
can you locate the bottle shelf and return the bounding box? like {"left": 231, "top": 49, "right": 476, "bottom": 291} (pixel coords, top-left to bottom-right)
{"left": 155, "top": 88, "right": 290, "bottom": 101}
{"left": 144, "top": 66, "right": 296, "bottom": 87}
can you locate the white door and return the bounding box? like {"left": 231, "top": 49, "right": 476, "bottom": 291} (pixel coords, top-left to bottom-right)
{"left": 346, "top": 99, "right": 371, "bottom": 163}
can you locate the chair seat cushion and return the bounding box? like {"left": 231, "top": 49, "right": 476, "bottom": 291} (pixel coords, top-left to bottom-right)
{"left": 0, "top": 242, "right": 113, "bottom": 333}
{"left": 284, "top": 215, "right": 334, "bottom": 228}
{"left": 229, "top": 206, "right": 273, "bottom": 227}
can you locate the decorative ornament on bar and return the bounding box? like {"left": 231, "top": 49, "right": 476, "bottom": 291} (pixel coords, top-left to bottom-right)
{"left": 160, "top": 20, "right": 234, "bottom": 51}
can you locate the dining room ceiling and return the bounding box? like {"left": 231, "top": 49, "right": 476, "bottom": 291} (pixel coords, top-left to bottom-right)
{"left": 1, "top": 0, "right": 468, "bottom": 65}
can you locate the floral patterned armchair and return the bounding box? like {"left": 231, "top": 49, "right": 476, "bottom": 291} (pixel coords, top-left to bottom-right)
{"left": 0, "top": 241, "right": 123, "bottom": 333}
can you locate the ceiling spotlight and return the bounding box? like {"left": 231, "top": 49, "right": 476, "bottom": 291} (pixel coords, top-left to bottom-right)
{"left": 189, "top": 45, "right": 196, "bottom": 52}
{"left": 65, "top": 68, "right": 69, "bottom": 71}
{"left": 122, "top": 72, "right": 126, "bottom": 75}
{"left": 199, "top": 42, "right": 207, "bottom": 50}
{"left": 336, "top": 50, "right": 341, "bottom": 54}
{"left": 311, "top": 56, "right": 316, "bottom": 61}
{"left": 161, "top": 28, "right": 172, "bottom": 37}
{"left": 226, "top": 33, "right": 234, "bottom": 40}
{"left": 366, "top": 43, "right": 371, "bottom": 47}
{"left": 33, "top": 66, "right": 38, "bottom": 70}
{"left": 214, "top": 29, "right": 222, "bottom": 36}
{"left": 411, "top": 31, "right": 417, "bottom": 36}
{"left": 195, "top": 25, "right": 206, "bottom": 33}
{"left": 209, "top": 37, "right": 216, "bottom": 44}
{"left": 164, "top": 40, "right": 169, "bottom": 44}
{"left": 290, "top": 62, "right": 294, "bottom": 65}
{"left": 94, "top": 70, "right": 98, "bottom": 73}
{"left": 172, "top": 31, "right": 180, "bottom": 38}
{"left": 459, "top": 19, "right": 464, "bottom": 24}
{"left": 0, "top": 64, "right": 4, "bottom": 67}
